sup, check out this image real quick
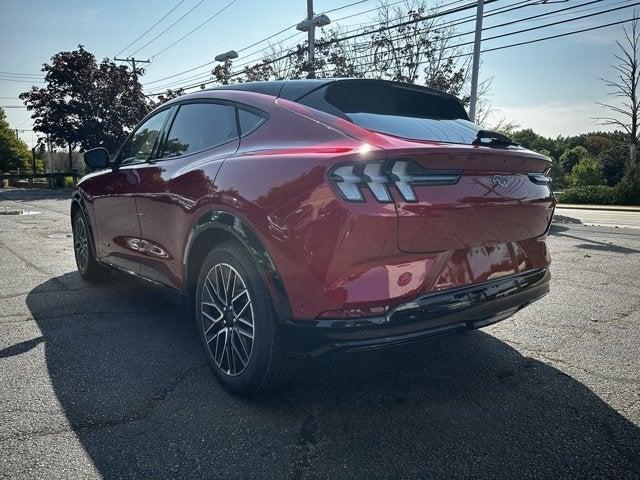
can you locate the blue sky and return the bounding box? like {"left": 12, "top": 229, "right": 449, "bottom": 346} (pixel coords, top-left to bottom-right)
{"left": 0, "top": 0, "right": 631, "bottom": 147}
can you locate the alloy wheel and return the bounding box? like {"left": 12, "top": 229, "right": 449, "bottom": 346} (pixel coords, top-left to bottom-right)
{"left": 73, "top": 216, "right": 89, "bottom": 272}
{"left": 201, "top": 263, "right": 255, "bottom": 376}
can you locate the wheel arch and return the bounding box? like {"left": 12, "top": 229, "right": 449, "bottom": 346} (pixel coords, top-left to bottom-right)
{"left": 183, "top": 210, "right": 293, "bottom": 322}
{"left": 70, "top": 192, "right": 99, "bottom": 258}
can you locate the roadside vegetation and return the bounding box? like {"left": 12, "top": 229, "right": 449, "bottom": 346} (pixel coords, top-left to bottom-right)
{"left": 508, "top": 129, "right": 639, "bottom": 205}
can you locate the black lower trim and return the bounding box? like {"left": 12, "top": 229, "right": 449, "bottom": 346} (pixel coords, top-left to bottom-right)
{"left": 282, "top": 268, "right": 550, "bottom": 358}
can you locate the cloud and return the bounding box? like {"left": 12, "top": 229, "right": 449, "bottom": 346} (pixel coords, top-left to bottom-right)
{"left": 491, "top": 102, "right": 622, "bottom": 137}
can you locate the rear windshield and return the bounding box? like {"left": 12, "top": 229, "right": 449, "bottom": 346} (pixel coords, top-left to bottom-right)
{"left": 299, "top": 81, "right": 480, "bottom": 144}
{"left": 347, "top": 114, "right": 480, "bottom": 144}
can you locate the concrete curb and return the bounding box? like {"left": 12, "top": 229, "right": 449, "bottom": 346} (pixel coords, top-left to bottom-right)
{"left": 556, "top": 204, "right": 640, "bottom": 213}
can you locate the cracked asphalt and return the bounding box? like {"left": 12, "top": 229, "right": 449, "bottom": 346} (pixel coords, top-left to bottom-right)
{"left": 1, "top": 188, "right": 639, "bottom": 480}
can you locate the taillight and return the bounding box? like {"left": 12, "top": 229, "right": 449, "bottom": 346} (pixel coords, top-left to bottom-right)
{"left": 329, "top": 159, "right": 461, "bottom": 203}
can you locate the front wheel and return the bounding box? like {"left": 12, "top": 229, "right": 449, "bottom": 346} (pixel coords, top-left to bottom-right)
{"left": 195, "top": 242, "right": 298, "bottom": 395}
{"left": 72, "top": 210, "right": 109, "bottom": 281}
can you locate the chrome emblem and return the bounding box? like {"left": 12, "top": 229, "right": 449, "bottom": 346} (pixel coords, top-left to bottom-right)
{"left": 491, "top": 175, "right": 510, "bottom": 187}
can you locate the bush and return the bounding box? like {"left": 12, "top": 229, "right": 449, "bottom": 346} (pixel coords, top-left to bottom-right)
{"left": 557, "top": 185, "right": 618, "bottom": 204}
{"left": 568, "top": 156, "right": 605, "bottom": 187}
{"left": 559, "top": 146, "right": 589, "bottom": 174}
{"left": 63, "top": 176, "right": 75, "bottom": 187}
{"left": 556, "top": 182, "right": 640, "bottom": 205}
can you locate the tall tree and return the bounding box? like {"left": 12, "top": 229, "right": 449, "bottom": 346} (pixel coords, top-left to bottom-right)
{"left": 0, "top": 107, "right": 31, "bottom": 173}
{"left": 20, "top": 45, "right": 150, "bottom": 159}
{"left": 597, "top": 16, "right": 640, "bottom": 182}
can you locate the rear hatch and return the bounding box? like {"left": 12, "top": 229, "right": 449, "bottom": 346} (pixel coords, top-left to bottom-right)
{"left": 378, "top": 138, "right": 554, "bottom": 253}
{"left": 297, "top": 79, "right": 555, "bottom": 253}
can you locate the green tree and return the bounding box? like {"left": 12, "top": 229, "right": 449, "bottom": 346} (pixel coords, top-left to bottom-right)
{"left": 568, "top": 157, "right": 605, "bottom": 187}
{"left": 599, "top": 143, "right": 627, "bottom": 185}
{"left": 559, "top": 146, "right": 590, "bottom": 174}
{"left": 20, "top": 45, "right": 150, "bottom": 158}
{"left": 0, "top": 107, "right": 31, "bottom": 172}
{"left": 153, "top": 88, "right": 185, "bottom": 105}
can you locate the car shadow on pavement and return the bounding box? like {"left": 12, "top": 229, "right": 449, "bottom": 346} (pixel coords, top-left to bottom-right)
{"left": 550, "top": 223, "right": 640, "bottom": 254}
{"left": 26, "top": 272, "right": 640, "bottom": 480}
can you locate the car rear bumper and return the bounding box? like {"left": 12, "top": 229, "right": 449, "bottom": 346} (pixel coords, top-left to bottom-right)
{"left": 281, "top": 268, "right": 550, "bottom": 358}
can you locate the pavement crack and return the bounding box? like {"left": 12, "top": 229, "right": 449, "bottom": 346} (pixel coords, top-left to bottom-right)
{"left": 0, "top": 363, "right": 206, "bottom": 443}
{"left": 0, "top": 239, "right": 67, "bottom": 290}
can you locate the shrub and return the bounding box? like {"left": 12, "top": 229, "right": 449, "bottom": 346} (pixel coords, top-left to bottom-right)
{"left": 557, "top": 185, "right": 617, "bottom": 205}
{"left": 559, "top": 146, "right": 589, "bottom": 174}
{"left": 568, "top": 157, "right": 605, "bottom": 187}
{"left": 556, "top": 181, "right": 640, "bottom": 205}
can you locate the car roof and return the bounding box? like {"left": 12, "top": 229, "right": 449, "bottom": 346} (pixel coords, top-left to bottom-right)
{"left": 207, "top": 78, "right": 462, "bottom": 103}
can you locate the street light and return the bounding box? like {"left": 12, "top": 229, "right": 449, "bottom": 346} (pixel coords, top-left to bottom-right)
{"left": 215, "top": 50, "right": 238, "bottom": 62}
{"left": 297, "top": 0, "right": 331, "bottom": 80}
{"left": 295, "top": 13, "right": 331, "bottom": 32}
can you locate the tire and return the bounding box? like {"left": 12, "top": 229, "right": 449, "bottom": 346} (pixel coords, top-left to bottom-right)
{"left": 72, "top": 209, "right": 110, "bottom": 281}
{"left": 195, "top": 241, "right": 298, "bottom": 396}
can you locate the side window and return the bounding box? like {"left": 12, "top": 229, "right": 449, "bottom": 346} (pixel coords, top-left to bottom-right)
{"left": 117, "top": 109, "right": 171, "bottom": 165}
{"left": 238, "top": 108, "right": 266, "bottom": 135}
{"left": 161, "top": 103, "right": 237, "bottom": 158}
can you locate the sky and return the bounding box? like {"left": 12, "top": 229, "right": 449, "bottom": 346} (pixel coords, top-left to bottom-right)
{"left": 0, "top": 0, "right": 632, "bottom": 147}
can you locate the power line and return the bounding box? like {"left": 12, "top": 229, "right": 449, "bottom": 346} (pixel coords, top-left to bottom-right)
{"left": 143, "top": 0, "right": 451, "bottom": 88}
{"left": 158, "top": 12, "right": 639, "bottom": 95}
{"left": 329, "top": 0, "right": 536, "bottom": 52}
{"left": 323, "top": 0, "right": 372, "bottom": 14}
{"left": 150, "top": 0, "right": 611, "bottom": 95}
{"left": 229, "top": 0, "right": 499, "bottom": 75}
{"left": 0, "top": 71, "right": 43, "bottom": 78}
{"left": 147, "top": 0, "right": 500, "bottom": 94}
{"left": 331, "top": 0, "right": 476, "bottom": 36}
{"left": 323, "top": 15, "right": 639, "bottom": 73}
{"left": 369, "top": 0, "right": 607, "bottom": 48}
{"left": 480, "top": 15, "right": 639, "bottom": 53}
{"left": 129, "top": 0, "right": 209, "bottom": 57}
{"left": 114, "top": 0, "right": 190, "bottom": 57}
{"left": 148, "top": 0, "right": 242, "bottom": 59}
{"left": 147, "top": 0, "right": 500, "bottom": 95}
{"left": 453, "top": 0, "right": 638, "bottom": 48}
{"left": 308, "top": 0, "right": 634, "bottom": 68}
{"left": 0, "top": 77, "right": 44, "bottom": 84}
{"left": 146, "top": 31, "right": 306, "bottom": 91}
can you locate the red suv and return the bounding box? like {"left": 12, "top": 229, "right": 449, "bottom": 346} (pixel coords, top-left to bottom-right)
{"left": 74, "top": 79, "right": 554, "bottom": 395}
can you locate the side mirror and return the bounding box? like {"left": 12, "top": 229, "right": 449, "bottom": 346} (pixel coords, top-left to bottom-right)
{"left": 84, "top": 147, "right": 110, "bottom": 170}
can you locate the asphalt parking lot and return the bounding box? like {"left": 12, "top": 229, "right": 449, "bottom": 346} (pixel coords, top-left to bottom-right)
{"left": 1, "top": 189, "right": 639, "bottom": 480}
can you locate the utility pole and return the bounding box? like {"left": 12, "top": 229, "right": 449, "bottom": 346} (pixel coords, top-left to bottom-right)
{"left": 296, "top": 1, "right": 331, "bottom": 79}
{"left": 468, "top": 0, "right": 484, "bottom": 123}
{"left": 114, "top": 57, "right": 151, "bottom": 80}
{"left": 306, "top": 0, "right": 315, "bottom": 79}
{"left": 15, "top": 129, "right": 18, "bottom": 139}
{"left": 46, "top": 134, "right": 53, "bottom": 173}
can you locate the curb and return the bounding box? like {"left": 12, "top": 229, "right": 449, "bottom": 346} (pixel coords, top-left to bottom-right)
{"left": 556, "top": 204, "right": 640, "bottom": 213}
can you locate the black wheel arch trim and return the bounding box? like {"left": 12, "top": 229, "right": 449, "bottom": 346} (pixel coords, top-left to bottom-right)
{"left": 184, "top": 209, "right": 293, "bottom": 322}
{"left": 70, "top": 191, "right": 99, "bottom": 258}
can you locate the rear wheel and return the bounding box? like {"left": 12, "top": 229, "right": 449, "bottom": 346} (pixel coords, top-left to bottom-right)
{"left": 195, "top": 242, "right": 298, "bottom": 395}
{"left": 72, "top": 210, "right": 109, "bottom": 281}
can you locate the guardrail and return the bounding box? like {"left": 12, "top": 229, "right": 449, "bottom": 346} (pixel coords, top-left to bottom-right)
{"left": 0, "top": 171, "right": 80, "bottom": 188}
